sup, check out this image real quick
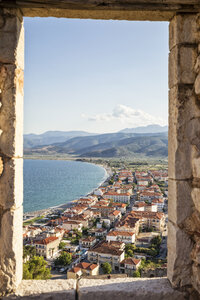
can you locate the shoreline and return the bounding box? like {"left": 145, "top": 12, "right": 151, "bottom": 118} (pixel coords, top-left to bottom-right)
{"left": 23, "top": 159, "right": 111, "bottom": 220}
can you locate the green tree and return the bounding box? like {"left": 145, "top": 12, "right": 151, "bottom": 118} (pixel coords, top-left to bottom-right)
{"left": 102, "top": 262, "right": 112, "bottom": 274}
{"left": 127, "top": 249, "right": 134, "bottom": 257}
{"left": 23, "top": 245, "right": 36, "bottom": 260}
{"left": 23, "top": 256, "right": 51, "bottom": 280}
{"left": 133, "top": 270, "right": 141, "bottom": 277}
{"left": 74, "top": 229, "right": 82, "bottom": 239}
{"left": 54, "top": 252, "right": 72, "bottom": 266}
{"left": 151, "top": 236, "right": 162, "bottom": 248}
{"left": 59, "top": 241, "right": 66, "bottom": 250}
{"left": 82, "top": 227, "right": 89, "bottom": 236}
{"left": 102, "top": 221, "right": 107, "bottom": 229}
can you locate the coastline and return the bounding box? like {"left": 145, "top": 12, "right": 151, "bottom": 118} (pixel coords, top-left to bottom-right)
{"left": 23, "top": 159, "right": 111, "bottom": 220}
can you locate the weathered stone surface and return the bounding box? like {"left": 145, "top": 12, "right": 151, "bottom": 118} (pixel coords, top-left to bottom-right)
{"left": 0, "top": 64, "right": 24, "bottom": 158}
{"left": 169, "top": 14, "right": 200, "bottom": 50}
{"left": 0, "top": 206, "right": 23, "bottom": 295}
{"left": 168, "top": 179, "right": 193, "bottom": 225}
{"left": 194, "top": 72, "right": 200, "bottom": 95}
{"left": 2, "top": 279, "right": 77, "bottom": 299}
{"left": 0, "top": 0, "right": 199, "bottom": 22}
{"left": 168, "top": 85, "right": 200, "bottom": 180}
{"left": 0, "top": 158, "right": 23, "bottom": 209}
{"left": 191, "top": 188, "right": 200, "bottom": 213}
{"left": 167, "top": 221, "right": 193, "bottom": 287}
{"left": 78, "top": 278, "right": 187, "bottom": 300}
{"left": 169, "top": 46, "right": 197, "bottom": 88}
{"left": 0, "top": 10, "right": 24, "bottom": 69}
{"left": 191, "top": 263, "right": 200, "bottom": 295}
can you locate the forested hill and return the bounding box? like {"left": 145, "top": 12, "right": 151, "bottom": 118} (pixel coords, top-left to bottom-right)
{"left": 24, "top": 131, "right": 168, "bottom": 159}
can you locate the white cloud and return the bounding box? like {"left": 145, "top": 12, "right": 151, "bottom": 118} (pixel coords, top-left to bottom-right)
{"left": 82, "top": 104, "right": 167, "bottom": 128}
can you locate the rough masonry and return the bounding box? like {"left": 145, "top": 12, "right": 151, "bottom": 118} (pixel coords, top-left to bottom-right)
{"left": 0, "top": 8, "right": 24, "bottom": 295}
{"left": 0, "top": 0, "right": 200, "bottom": 298}
{"left": 168, "top": 13, "right": 200, "bottom": 295}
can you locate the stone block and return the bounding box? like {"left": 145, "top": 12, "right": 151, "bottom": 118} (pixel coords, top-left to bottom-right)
{"left": 168, "top": 179, "right": 193, "bottom": 225}
{"left": 169, "top": 46, "right": 178, "bottom": 89}
{"left": 0, "top": 158, "right": 23, "bottom": 209}
{"left": 78, "top": 278, "right": 186, "bottom": 300}
{"left": 169, "top": 14, "right": 199, "bottom": 51}
{"left": 167, "top": 221, "right": 193, "bottom": 287}
{"left": 0, "top": 13, "right": 24, "bottom": 69}
{"left": 0, "top": 206, "right": 23, "bottom": 295}
{"left": 169, "top": 46, "right": 197, "bottom": 88}
{"left": 168, "top": 85, "right": 200, "bottom": 180}
{"left": 179, "top": 46, "right": 197, "bottom": 84}
{"left": 0, "top": 65, "right": 24, "bottom": 158}
{"left": 0, "top": 9, "right": 22, "bottom": 32}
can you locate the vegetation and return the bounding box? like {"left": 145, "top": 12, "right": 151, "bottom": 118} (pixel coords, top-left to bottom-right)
{"left": 23, "top": 256, "right": 51, "bottom": 280}
{"left": 82, "top": 227, "right": 89, "bottom": 236}
{"left": 23, "top": 245, "right": 36, "bottom": 260}
{"left": 102, "top": 262, "right": 112, "bottom": 274}
{"left": 54, "top": 252, "right": 72, "bottom": 266}
{"left": 59, "top": 241, "right": 66, "bottom": 250}
{"left": 25, "top": 131, "right": 168, "bottom": 159}
{"left": 125, "top": 236, "right": 162, "bottom": 258}
{"left": 133, "top": 270, "right": 141, "bottom": 277}
{"left": 23, "top": 215, "right": 45, "bottom": 226}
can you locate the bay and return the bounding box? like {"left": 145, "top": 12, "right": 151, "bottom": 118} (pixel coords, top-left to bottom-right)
{"left": 23, "top": 159, "right": 107, "bottom": 213}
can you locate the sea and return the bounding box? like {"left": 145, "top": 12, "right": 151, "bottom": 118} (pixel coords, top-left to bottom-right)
{"left": 23, "top": 159, "right": 107, "bottom": 213}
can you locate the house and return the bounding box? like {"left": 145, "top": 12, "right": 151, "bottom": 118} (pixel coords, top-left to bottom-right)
{"left": 106, "top": 230, "right": 135, "bottom": 244}
{"left": 95, "top": 228, "right": 107, "bottom": 237}
{"left": 120, "top": 258, "right": 141, "bottom": 275}
{"left": 103, "top": 191, "right": 131, "bottom": 203}
{"left": 79, "top": 236, "right": 97, "bottom": 249}
{"left": 115, "top": 215, "right": 140, "bottom": 235}
{"left": 111, "top": 202, "right": 127, "bottom": 214}
{"left": 132, "top": 202, "right": 157, "bottom": 212}
{"left": 62, "top": 220, "right": 83, "bottom": 232}
{"left": 68, "top": 214, "right": 89, "bottom": 227}
{"left": 87, "top": 241, "right": 125, "bottom": 271}
{"left": 130, "top": 211, "right": 165, "bottom": 232}
{"left": 132, "top": 202, "right": 146, "bottom": 211}
{"left": 33, "top": 236, "right": 60, "bottom": 259}
{"left": 108, "top": 210, "right": 122, "bottom": 223}
{"left": 152, "top": 198, "right": 164, "bottom": 212}
{"left": 77, "top": 197, "right": 97, "bottom": 206}
{"left": 67, "top": 262, "right": 99, "bottom": 279}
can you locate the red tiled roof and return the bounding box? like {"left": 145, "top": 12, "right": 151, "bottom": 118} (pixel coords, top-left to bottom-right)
{"left": 34, "top": 236, "right": 58, "bottom": 245}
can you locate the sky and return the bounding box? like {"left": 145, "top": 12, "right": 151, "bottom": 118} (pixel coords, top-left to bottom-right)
{"left": 24, "top": 18, "right": 169, "bottom": 134}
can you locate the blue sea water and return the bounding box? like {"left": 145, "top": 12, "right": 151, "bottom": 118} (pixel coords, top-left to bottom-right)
{"left": 23, "top": 159, "right": 107, "bottom": 213}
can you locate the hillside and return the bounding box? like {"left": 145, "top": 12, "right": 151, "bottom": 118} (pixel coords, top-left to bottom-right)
{"left": 24, "top": 131, "right": 95, "bottom": 148}
{"left": 24, "top": 132, "right": 168, "bottom": 159}
{"left": 120, "top": 124, "right": 168, "bottom": 134}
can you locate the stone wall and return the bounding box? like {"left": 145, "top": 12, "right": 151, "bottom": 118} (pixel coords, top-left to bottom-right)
{"left": 168, "top": 13, "right": 200, "bottom": 295}
{"left": 141, "top": 267, "right": 167, "bottom": 278}
{"left": 0, "top": 2, "right": 200, "bottom": 298}
{"left": 0, "top": 8, "right": 24, "bottom": 295}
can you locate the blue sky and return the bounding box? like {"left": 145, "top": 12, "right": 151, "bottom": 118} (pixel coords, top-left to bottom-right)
{"left": 24, "top": 18, "right": 169, "bottom": 134}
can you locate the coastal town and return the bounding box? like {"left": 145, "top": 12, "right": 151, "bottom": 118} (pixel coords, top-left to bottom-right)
{"left": 23, "top": 164, "right": 168, "bottom": 279}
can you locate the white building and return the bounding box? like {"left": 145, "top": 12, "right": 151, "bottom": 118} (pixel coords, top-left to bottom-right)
{"left": 106, "top": 230, "right": 135, "bottom": 244}
{"left": 104, "top": 192, "right": 130, "bottom": 203}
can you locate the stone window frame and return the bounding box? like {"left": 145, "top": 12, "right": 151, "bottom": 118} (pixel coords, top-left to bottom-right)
{"left": 0, "top": 1, "right": 200, "bottom": 298}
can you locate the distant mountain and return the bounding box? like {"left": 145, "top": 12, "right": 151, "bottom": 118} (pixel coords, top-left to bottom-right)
{"left": 24, "top": 131, "right": 95, "bottom": 148}
{"left": 24, "top": 131, "right": 168, "bottom": 159}
{"left": 119, "top": 124, "right": 168, "bottom": 134}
